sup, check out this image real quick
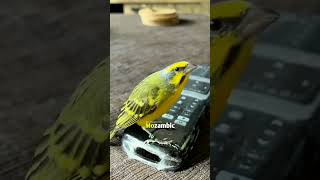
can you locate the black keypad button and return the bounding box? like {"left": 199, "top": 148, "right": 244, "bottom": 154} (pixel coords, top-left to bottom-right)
{"left": 238, "top": 56, "right": 320, "bottom": 104}
{"left": 212, "top": 105, "right": 290, "bottom": 179}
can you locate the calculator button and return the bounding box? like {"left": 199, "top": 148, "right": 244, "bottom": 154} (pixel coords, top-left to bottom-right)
{"left": 177, "top": 116, "right": 189, "bottom": 122}
{"left": 187, "top": 105, "right": 197, "bottom": 111}
{"left": 182, "top": 111, "right": 191, "bottom": 117}
{"left": 252, "top": 83, "right": 266, "bottom": 91}
{"left": 172, "top": 105, "right": 180, "bottom": 111}
{"left": 216, "top": 171, "right": 252, "bottom": 180}
{"left": 169, "top": 109, "right": 177, "bottom": 115}
{"left": 246, "top": 152, "right": 262, "bottom": 161}
{"left": 263, "top": 71, "right": 276, "bottom": 79}
{"left": 273, "top": 61, "right": 284, "bottom": 69}
{"left": 228, "top": 110, "right": 244, "bottom": 121}
{"left": 257, "top": 138, "right": 269, "bottom": 146}
{"left": 263, "top": 129, "right": 276, "bottom": 137}
{"left": 162, "top": 114, "right": 174, "bottom": 120}
{"left": 177, "top": 100, "right": 183, "bottom": 105}
{"left": 301, "top": 80, "right": 310, "bottom": 87}
{"left": 279, "top": 90, "right": 291, "bottom": 97}
{"left": 180, "top": 96, "right": 187, "bottom": 100}
{"left": 271, "top": 119, "right": 283, "bottom": 127}
{"left": 174, "top": 119, "right": 187, "bottom": 126}
{"left": 239, "top": 163, "right": 252, "bottom": 171}
{"left": 267, "top": 88, "right": 277, "bottom": 95}
{"left": 215, "top": 123, "right": 231, "bottom": 135}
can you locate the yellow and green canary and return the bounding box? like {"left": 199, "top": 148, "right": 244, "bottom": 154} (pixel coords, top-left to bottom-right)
{"left": 25, "top": 59, "right": 108, "bottom": 180}
{"left": 210, "top": 0, "right": 279, "bottom": 127}
{"left": 110, "top": 61, "right": 196, "bottom": 140}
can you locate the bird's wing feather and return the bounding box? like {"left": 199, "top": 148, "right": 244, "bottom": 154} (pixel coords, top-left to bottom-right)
{"left": 26, "top": 60, "right": 108, "bottom": 180}
{"left": 115, "top": 85, "right": 161, "bottom": 129}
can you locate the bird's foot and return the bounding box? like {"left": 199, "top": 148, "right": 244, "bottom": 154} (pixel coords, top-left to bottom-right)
{"left": 148, "top": 134, "right": 155, "bottom": 139}
{"left": 142, "top": 127, "right": 155, "bottom": 139}
{"left": 144, "top": 138, "right": 180, "bottom": 150}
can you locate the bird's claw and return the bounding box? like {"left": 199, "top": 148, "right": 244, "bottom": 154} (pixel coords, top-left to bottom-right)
{"left": 149, "top": 134, "right": 155, "bottom": 139}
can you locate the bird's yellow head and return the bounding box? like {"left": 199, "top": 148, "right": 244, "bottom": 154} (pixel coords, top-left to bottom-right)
{"left": 211, "top": 0, "right": 279, "bottom": 45}
{"left": 211, "top": 0, "right": 279, "bottom": 126}
{"left": 162, "top": 61, "right": 196, "bottom": 87}
{"left": 211, "top": 0, "right": 280, "bottom": 85}
{"left": 211, "top": 0, "right": 279, "bottom": 76}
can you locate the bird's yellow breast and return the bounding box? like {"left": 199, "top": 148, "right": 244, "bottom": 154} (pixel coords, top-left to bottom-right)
{"left": 137, "top": 74, "right": 190, "bottom": 127}
{"left": 211, "top": 37, "right": 254, "bottom": 127}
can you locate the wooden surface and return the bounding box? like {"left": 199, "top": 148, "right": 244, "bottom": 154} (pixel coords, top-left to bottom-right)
{"left": 110, "top": 14, "right": 210, "bottom": 179}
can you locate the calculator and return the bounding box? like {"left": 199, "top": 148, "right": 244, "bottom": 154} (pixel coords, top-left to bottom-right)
{"left": 122, "top": 64, "right": 210, "bottom": 171}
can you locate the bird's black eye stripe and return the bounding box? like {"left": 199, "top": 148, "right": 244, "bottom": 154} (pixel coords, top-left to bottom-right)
{"left": 211, "top": 19, "right": 223, "bottom": 31}
{"left": 179, "top": 75, "right": 185, "bottom": 85}
{"left": 175, "top": 67, "right": 180, "bottom": 71}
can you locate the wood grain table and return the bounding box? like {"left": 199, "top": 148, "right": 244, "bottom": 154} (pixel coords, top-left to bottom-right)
{"left": 110, "top": 14, "right": 210, "bottom": 180}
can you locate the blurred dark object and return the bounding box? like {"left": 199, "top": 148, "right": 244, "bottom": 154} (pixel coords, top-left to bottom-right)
{"left": 249, "top": 0, "right": 320, "bottom": 15}
{"left": 111, "top": 4, "right": 123, "bottom": 13}
{"left": 213, "top": 0, "right": 320, "bottom": 15}
{"left": 0, "top": 0, "right": 107, "bottom": 179}
{"left": 211, "top": 12, "right": 320, "bottom": 180}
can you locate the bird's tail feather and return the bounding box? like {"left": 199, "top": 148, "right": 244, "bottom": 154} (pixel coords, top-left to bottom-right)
{"left": 109, "top": 128, "right": 117, "bottom": 140}
{"left": 25, "top": 159, "right": 69, "bottom": 180}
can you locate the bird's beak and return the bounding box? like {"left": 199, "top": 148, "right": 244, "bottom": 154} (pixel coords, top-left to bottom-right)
{"left": 184, "top": 63, "right": 197, "bottom": 74}
{"left": 237, "top": 6, "right": 279, "bottom": 42}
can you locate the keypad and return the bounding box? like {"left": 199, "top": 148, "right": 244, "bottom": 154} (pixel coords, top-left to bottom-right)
{"left": 212, "top": 15, "right": 320, "bottom": 179}
{"left": 161, "top": 113, "right": 174, "bottom": 120}
{"left": 238, "top": 56, "right": 320, "bottom": 104}
{"left": 212, "top": 105, "right": 290, "bottom": 178}
{"left": 191, "top": 64, "right": 210, "bottom": 78}
{"left": 166, "top": 95, "right": 203, "bottom": 127}
{"left": 185, "top": 79, "right": 210, "bottom": 95}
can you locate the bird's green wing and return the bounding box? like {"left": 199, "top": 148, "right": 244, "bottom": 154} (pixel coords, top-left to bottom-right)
{"left": 115, "top": 86, "right": 161, "bottom": 129}
{"left": 26, "top": 59, "right": 108, "bottom": 180}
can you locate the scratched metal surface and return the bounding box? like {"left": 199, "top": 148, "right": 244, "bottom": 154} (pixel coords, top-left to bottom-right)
{"left": 110, "top": 14, "right": 210, "bottom": 179}
{"left": 0, "top": 0, "right": 107, "bottom": 179}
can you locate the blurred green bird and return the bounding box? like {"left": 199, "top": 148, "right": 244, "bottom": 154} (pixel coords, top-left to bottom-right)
{"left": 210, "top": 0, "right": 279, "bottom": 127}
{"left": 25, "top": 59, "right": 109, "bottom": 180}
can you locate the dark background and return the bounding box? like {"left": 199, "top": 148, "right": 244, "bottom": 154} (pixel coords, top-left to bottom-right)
{"left": 212, "top": 0, "right": 320, "bottom": 179}
{"left": 111, "top": 4, "right": 123, "bottom": 13}
{"left": 0, "top": 0, "right": 108, "bottom": 179}
{"left": 214, "top": 0, "right": 320, "bottom": 15}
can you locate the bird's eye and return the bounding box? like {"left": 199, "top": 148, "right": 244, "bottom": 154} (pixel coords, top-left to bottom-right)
{"left": 175, "top": 67, "right": 180, "bottom": 71}
{"left": 211, "top": 19, "right": 223, "bottom": 31}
